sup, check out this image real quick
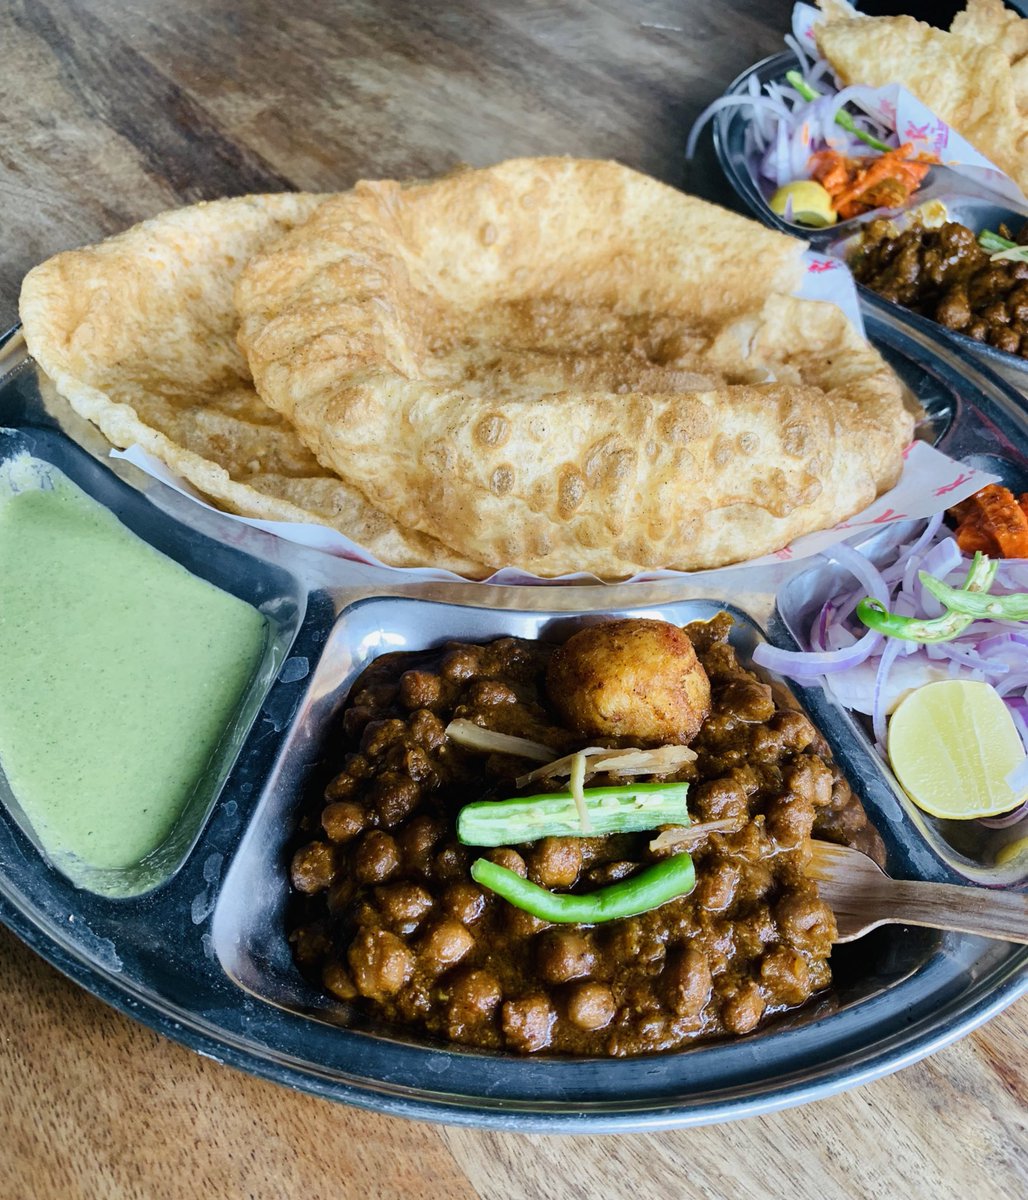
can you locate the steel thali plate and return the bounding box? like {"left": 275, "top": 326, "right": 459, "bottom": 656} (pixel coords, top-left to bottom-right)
{"left": 0, "top": 306, "right": 1026, "bottom": 1132}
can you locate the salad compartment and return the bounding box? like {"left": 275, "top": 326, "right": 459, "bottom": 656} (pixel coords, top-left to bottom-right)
{"left": 713, "top": 52, "right": 1027, "bottom": 246}
{"left": 712, "top": 51, "right": 894, "bottom": 248}
{"left": 774, "top": 514, "right": 1028, "bottom": 890}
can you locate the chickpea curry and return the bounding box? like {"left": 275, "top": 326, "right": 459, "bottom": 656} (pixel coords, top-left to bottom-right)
{"left": 288, "top": 615, "right": 882, "bottom": 1056}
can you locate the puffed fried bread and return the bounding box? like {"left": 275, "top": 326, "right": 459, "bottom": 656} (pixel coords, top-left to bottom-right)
{"left": 235, "top": 158, "right": 912, "bottom": 576}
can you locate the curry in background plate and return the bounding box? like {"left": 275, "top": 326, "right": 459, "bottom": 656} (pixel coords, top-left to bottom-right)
{"left": 852, "top": 217, "right": 1028, "bottom": 359}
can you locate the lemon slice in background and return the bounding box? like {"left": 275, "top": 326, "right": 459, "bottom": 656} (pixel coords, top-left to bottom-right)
{"left": 887, "top": 680, "right": 1028, "bottom": 820}
{"left": 768, "top": 181, "right": 838, "bottom": 227}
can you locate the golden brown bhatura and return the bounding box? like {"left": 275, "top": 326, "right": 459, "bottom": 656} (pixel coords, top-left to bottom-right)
{"left": 19, "top": 161, "right": 914, "bottom": 578}
{"left": 18, "top": 194, "right": 487, "bottom": 575}
{"left": 235, "top": 158, "right": 914, "bottom": 577}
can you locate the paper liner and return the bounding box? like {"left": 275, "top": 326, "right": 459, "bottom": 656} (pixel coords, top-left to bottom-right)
{"left": 112, "top": 439, "right": 996, "bottom": 586}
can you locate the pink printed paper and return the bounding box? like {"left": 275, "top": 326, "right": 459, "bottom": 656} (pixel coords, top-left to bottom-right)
{"left": 797, "top": 250, "right": 864, "bottom": 333}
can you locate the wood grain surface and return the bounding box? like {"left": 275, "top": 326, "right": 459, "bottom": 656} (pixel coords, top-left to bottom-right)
{"left": 0, "top": 2, "right": 1025, "bottom": 1197}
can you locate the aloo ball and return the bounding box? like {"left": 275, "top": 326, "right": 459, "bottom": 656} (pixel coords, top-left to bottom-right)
{"left": 545, "top": 618, "right": 711, "bottom": 746}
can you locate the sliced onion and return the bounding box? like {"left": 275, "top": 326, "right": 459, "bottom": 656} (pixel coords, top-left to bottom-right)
{"left": 774, "top": 117, "right": 790, "bottom": 187}
{"left": 966, "top": 619, "right": 1027, "bottom": 641}
{"left": 791, "top": 119, "right": 812, "bottom": 179}
{"left": 995, "top": 560, "right": 1028, "bottom": 590}
{"left": 756, "top": 544, "right": 896, "bottom": 679}
{"left": 569, "top": 751, "right": 590, "bottom": 833}
{"left": 515, "top": 744, "right": 696, "bottom": 789}
{"left": 978, "top": 632, "right": 1028, "bottom": 658}
{"left": 900, "top": 517, "right": 948, "bottom": 598}
{"left": 752, "top": 634, "right": 881, "bottom": 680}
{"left": 685, "top": 94, "right": 790, "bottom": 159}
{"left": 762, "top": 518, "right": 1028, "bottom": 770}
{"left": 930, "top": 642, "right": 1010, "bottom": 675}
{"left": 826, "top": 542, "right": 890, "bottom": 606}
{"left": 872, "top": 637, "right": 903, "bottom": 750}
{"left": 814, "top": 599, "right": 833, "bottom": 651}
{"left": 996, "top": 673, "right": 1028, "bottom": 697}
{"left": 892, "top": 593, "right": 917, "bottom": 617}
{"left": 1008, "top": 699, "right": 1028, "bottom": 754}
{"left": 906, "top": 513, "right": 945, "bottom": 559}
{"left": 784, "top": 32, "right": 810, "bottom": 74}
{"left": 649, "top": 815, "right": 747, "bottom": 854}
{"left": 826, "top": 84, "right": 893, "bottom": 138}
{"left": 830, "top": 588, "right": 865, "bottom": 630}
{"left": 910, "top": 537, "right": 962, "bottom": 614}
{"left": 809, "top": 63, "right": 832, "bottom": 87}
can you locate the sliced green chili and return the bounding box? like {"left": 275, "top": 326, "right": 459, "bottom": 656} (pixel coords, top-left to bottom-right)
{"left": 920, "top": 573, "right": 1028, "bottom": 621}
{"left": 470, "top": 853, "right": 696, "bottom": 924}
{"left": 975, "top": 229, "right": 1028, "bottom": 263}
{"left": 785, "top": 71, "right": 892, "bottom": 153}
{"left": 979, "top": 229, "right": 1018, "bottom": 253}
{"left": 457, "top": 782, "right": 689, "bottom": 847}
{"left": 856, "top": 599, "right": 970, "bottom": 642}
{"left": 857, "top": 553, "right": 998, "bottom": 642}
{"left": 979, "top": 229, "right": 1015, "bottom": 253}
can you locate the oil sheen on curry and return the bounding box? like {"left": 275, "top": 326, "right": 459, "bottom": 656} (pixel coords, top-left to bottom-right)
{"left": 288, "top": 616, "right": 883, "bottom": 1056}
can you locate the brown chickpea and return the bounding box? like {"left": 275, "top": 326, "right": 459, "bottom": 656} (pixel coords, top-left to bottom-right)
{"left": 321, "top": 800, "right": 366, "bottom": 843}
{"left": 566, "top": 982, "right": 616, "bottom": 1031}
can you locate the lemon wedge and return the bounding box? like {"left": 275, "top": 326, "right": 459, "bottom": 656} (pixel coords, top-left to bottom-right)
{"left": 769, "top": 181, "right": 838, "bottom": 227}
{"left": 887, "top": 680, "right": 1028, "bottom": 820}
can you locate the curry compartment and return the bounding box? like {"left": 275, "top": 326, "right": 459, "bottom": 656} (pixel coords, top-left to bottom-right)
{"left": 713, "top": 50, "right": 1028, "bottom": 381}
{"left": 0, "top": 424, "right": 307, "bottom": 898}
{"left": 213, "top": 596, "right": 939, "bottom": 1057}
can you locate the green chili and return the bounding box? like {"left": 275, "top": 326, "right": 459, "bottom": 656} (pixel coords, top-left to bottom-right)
{"left": 470, "top": 853, "right": 696, "bottom": 924}
{"left": 920, "top": 574, "right": 1028, "bottom": 621}
{"left": 978, "top": 228, "right": 1012, "bottom": 252}
{"left": 976, "top": 229, "right": 1028, "bottom": 263}
{"left": 785, "top": 70, "right": 892, "bottom": 153}
{"left": 856, "top": 552, "right": 998, "bottom": 642}
{"left": 979, "top": 229, "right": 1017, "bottom": 253}
{"left": 856, "top": 598, "right": 971, "bottom": 642}
{"left": 457, "top": 782, "right": 689, "bottom": 847}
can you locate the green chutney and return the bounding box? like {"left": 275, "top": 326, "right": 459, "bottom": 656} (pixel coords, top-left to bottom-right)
{"left": 0, "top": 456, "right": 266, "bottom": 887}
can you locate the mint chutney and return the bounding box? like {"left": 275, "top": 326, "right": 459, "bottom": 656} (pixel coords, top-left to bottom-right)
{"left": 0, "top": 455, "right": 267, "bottom": 889}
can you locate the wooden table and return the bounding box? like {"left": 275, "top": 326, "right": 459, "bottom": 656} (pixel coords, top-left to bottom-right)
{"left": 0, "top": 3, "right": 1025, "bottom": 1196}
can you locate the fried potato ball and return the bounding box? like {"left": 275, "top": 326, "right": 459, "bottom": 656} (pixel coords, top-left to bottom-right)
{"left": 546, "top": 618, "right": 711, "bottom": 746}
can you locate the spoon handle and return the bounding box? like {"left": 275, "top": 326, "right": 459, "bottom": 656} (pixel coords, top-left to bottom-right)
{"left": 881, "top": 879, "right": 1028, "bottom": 944}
